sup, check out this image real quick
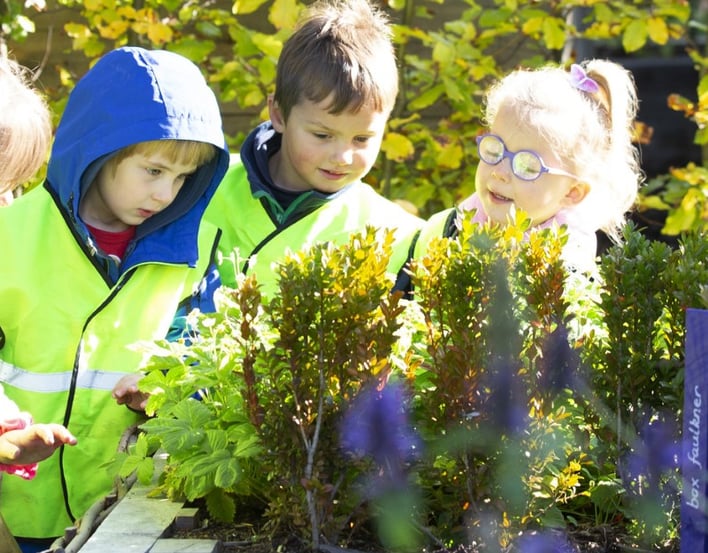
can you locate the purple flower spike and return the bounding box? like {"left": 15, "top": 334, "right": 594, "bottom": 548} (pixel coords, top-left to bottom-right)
{"left": 624, "top": 412, "right": 680, "bottom": 491}
{"left": 340, "top": 381, "right": 421, "bottom": 474}
{"left": 568, "top": 63, "right": 600, "bottom": 94}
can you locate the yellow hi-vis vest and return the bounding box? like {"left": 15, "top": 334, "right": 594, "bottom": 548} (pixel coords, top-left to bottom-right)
{"left": 205, "top": 161, "right": 424, "bottom": 297}
{"left": 0, "top": 189, "right": 219, "bottom": 539}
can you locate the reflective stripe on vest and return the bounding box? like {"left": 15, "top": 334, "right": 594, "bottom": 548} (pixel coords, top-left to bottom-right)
{"left": 0, "top": 359, "right": 129, "bottom": 392}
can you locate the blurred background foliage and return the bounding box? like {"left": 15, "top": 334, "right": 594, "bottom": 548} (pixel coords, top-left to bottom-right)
{"left": 1, "top": 0, "right": 707, "bottom": 237}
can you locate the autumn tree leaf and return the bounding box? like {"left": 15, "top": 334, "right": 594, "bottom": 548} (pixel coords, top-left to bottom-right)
{"left": 381, "top": 132, "right": 415, "bottom": 162}
{"left": 647, "top": 15, "right": 669, "bottom": 44}
{"left": 622, "top": 19, "right": 648, "bottom": 52}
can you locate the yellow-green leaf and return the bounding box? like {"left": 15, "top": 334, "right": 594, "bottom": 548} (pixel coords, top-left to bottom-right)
{"left": 640, "top": 195, "right": 670, "bottom": 210}
{"left": 436, "top": 141, "right": 463, "bottom": 169}
{"left": 432, "top": 41, "right": 455, "bottom": 66}
{"left": 101, "top": 20, "right": 130, "bottom": 40}
{"left": 233, "top": 0, "right": 269, "bottom": 15}
{"left": 593, "top": 3, "right": 614, "bottom": 23}
{"left": 148, "top": 24, "right": 176, "bottom": 45}
{"left": 408, "top": 84, "right": 443, "bottom": 111}
{"left": 84, "top": 0, "right": 105, "bottom": 11}
{"left": 243, "top": 88, "right": 266, "bottom": 107}
{"left": 522, "top": 16, "right": 544, "bottom": 36}
{"left": 381, "top": 132, "right": 415, "bottom": 162}
{"left": 252, "top": 32, "right": 283, "bottom": 58}
{"left": 542, "top": 17, "right": 567, "bottom": 50}
{"left": 647, "top": 16, "right": 669, "bottom": 44}
{"left": 169, "top": 38, "right": 216, "bottom": 63}
{"left": 664, "top": 205, "right": 696, "bottom": 235}
{"left": 64, "top": 22, "right": 91, "bottom": 39}
{"left": 269, "top": 0, "right": 301, "bottom": 30}
{"left": 622, "top": 19, "right": 648, "bottom": 53}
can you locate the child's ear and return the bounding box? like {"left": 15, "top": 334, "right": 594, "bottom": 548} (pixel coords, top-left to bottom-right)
{"left": 268, "top": 95, "right": 285, "bottom": 132}
{"left": 563, "top": 181, "right": 590, "bottom": 206}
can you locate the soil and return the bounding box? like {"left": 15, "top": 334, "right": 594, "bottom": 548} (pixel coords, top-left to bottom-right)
{"left": 172, "top": 507, "right": 679, "bottom": 553}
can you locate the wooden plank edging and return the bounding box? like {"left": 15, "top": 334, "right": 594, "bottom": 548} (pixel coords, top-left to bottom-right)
{"left": 77, "top": 454, "right": 187, "bottom": 553}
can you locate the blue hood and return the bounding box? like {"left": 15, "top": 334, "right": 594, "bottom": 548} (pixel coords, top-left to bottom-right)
{"left": 46, "top": 46, "right": 229, "bottom": 272}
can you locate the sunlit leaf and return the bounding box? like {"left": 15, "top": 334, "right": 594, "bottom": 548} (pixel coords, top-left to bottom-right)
{"left": 408, "top": 84, "right": 444, "bottom": 110}
{"left": 541, "top": 17, "right": 567, "bottom": 50}
{"left": 640, "top": 195, "right": 671, "bottom": 210}
{"left": 667, "top": 93, "right": 695, "bottom": 116}
{"left": 622, "top": 19, "right": 648, "bottom": 52}
{"left": 269, "top": 0, "right": 301, "bottom": 30}
{"left": 381, "top": 132, "right": 415, "bottom": 162}
{"left": 169, "top": 38, "right": 216, "bottom": 63}
{"left": 432, "top": 40, "right": 455, "bottom": 65}
{"left": 647, "top": 16, "right": 669, "bottom": 44}
{"left": 232, "top": 0, "right": 268, "bottom": 15}
{"left": 146, "top": 22, "right": 174, "bottom": 45}
{"left": 252, "top": 32, "right": 283, "bottom": 58}
{"left": 101, "top": 20, "right": 130, "bottom": 40}
{"left": 436, "top": 141, "right": 463, "bottom": 169}
{"left": 664, "top": 205, "right": 696, "bottom": 234}
{"left": 136, "top": 457, "right": 155, "bottom": 484}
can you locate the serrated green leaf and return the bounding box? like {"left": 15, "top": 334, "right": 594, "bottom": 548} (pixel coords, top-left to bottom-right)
{"left": 206, "top": 488, "right": 236, "bottom": 523}
{"left": 214, "top": 458, "right": 241, "bottom": 488}
{"left": 136, "top": 457, "right": 156, "bottom": 484}
{"left": 206, "top": 429, "right": 229, "bottom": 451}
{"left": 134, "top": 432, "right": 149, "bottom": 458}
{"left": 233, "top": 434, "right": 263, "bottom": 458}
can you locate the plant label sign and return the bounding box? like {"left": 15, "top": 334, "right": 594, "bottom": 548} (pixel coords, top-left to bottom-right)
{"left": 682, "top": 308, "right": 708, "bottom": 552}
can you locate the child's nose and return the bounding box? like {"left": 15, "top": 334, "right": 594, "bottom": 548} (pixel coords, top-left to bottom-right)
{"left": 330, "top": 145, "right": 354, "bottom": 166}
{"left": 491, "top": 161, "right": 512, "bottom": 182}
{"left": 152, "top": 178, "right": 176, "bottom": 204}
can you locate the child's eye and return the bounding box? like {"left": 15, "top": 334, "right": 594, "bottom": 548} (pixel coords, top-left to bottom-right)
{"left": 146, "top": 167, "right": 162, "bottom": 176}
{"left": 354, "top": 136, "right": 370, "bottom": 145}
{"left": 313, "top": 132, "right": 330, "bottom": 140}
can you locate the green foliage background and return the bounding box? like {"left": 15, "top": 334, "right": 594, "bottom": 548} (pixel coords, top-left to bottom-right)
{"left": 2, "top": 0, "right": 707, "bottom": 229}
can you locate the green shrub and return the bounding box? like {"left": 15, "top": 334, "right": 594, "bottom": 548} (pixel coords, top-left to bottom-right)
{"left": 117, "top": 219, "right": 702, "bottom": 551}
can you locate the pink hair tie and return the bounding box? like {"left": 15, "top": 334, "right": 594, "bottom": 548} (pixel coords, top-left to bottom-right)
{"left": 569, "top": 63, "right": 600, "bottom": 94}
{"left": 0, "top": 462, "right": 37, "bottom": 480}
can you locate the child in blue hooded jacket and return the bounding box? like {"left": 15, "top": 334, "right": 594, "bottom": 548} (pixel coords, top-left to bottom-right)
{"left": 0, "top": 46, "right": 229, "bottom": 550}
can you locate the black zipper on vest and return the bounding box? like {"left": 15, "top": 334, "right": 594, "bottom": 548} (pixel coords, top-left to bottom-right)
{"left": 58, "top": 269, "right": 135, "bottom": 522}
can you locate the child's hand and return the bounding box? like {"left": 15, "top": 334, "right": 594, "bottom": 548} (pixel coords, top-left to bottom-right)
{"left": 0, "top": 423, "right": 77, "bottom": 465}
{"left": 112, "top": 374, "right": 149, "bottom": 412}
